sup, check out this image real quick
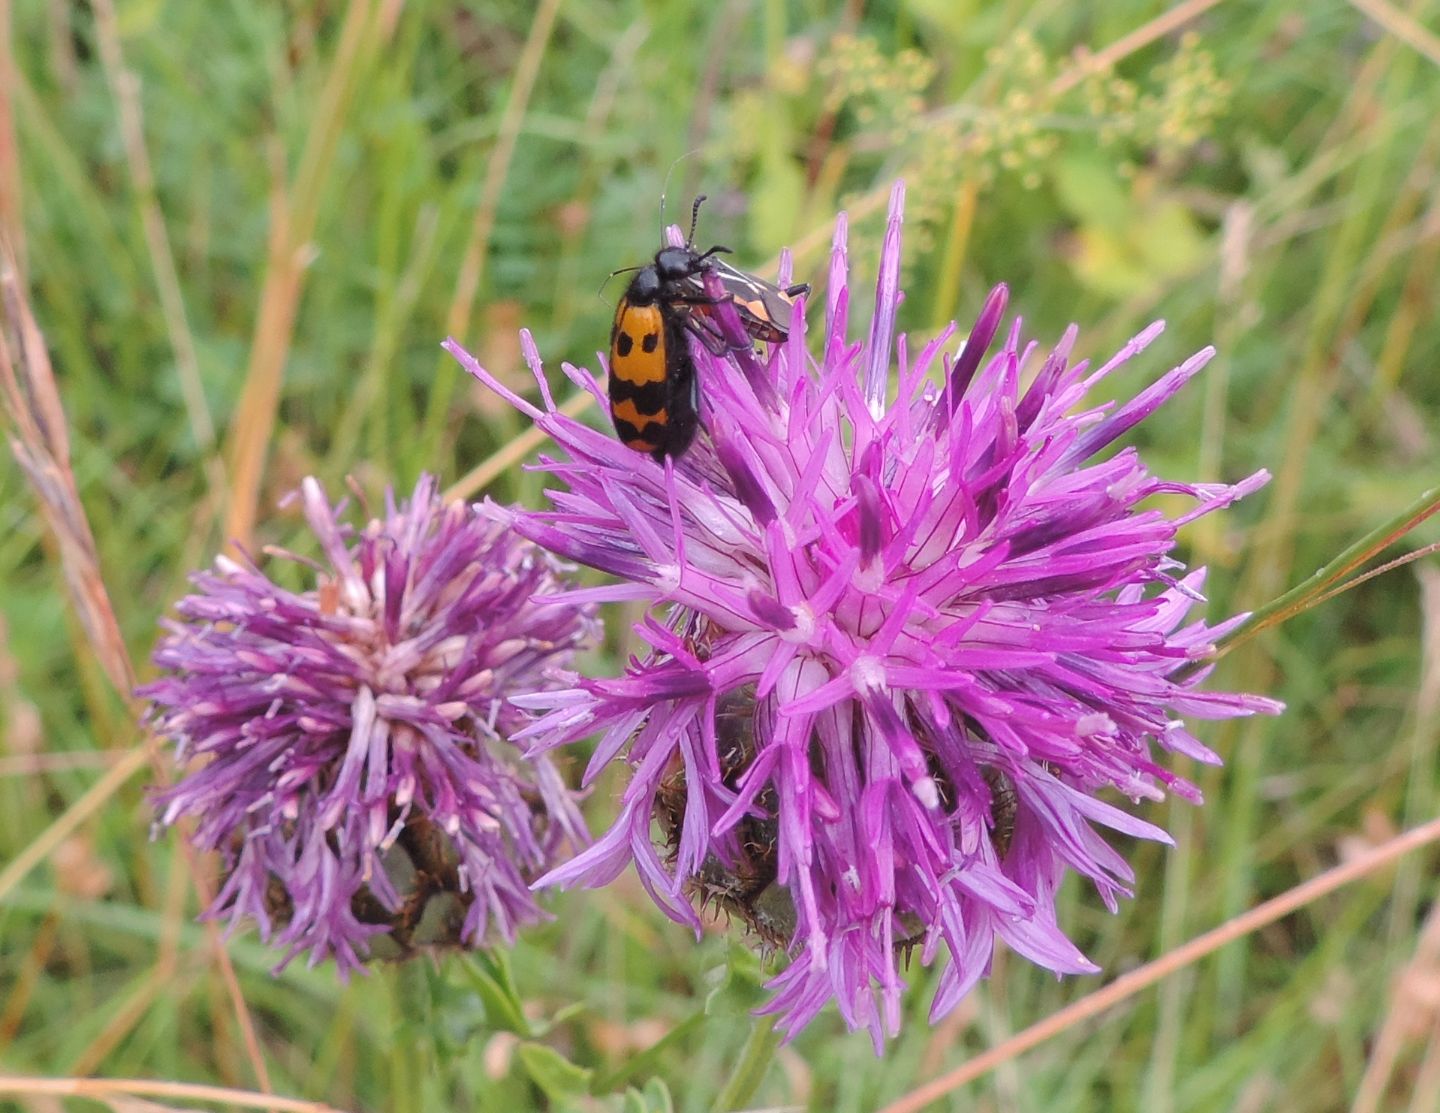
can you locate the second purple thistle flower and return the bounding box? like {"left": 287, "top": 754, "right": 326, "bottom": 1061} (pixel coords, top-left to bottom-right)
{"left": 448, "top": 181, "right": 1282, "bottom": 1048}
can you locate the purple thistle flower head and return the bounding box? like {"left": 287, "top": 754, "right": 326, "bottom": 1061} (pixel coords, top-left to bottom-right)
{"left": 143, "top": 475, "right": 598, "bottom": 972}
{"left": 446, "top": 182, "right": 1282, "bottom": 1048}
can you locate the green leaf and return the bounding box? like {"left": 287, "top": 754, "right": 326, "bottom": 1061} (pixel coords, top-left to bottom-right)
{"left": 1069, "top": 226, "right": 1151, "bottom": 299}
{"left": 622, "top": 1091, "right": 649, "bottom": 1113}
{"left": 1133, "top": 199, "right": 1209, "bottom": 277}
{"left": 752, "top": 120, "right": 806, "bottom": 258}
{"left": 905, "top": 0, "right": 987, "bottom": 43}
{"left": 531, "top": 1000, "right": 589, "bottom": 1037}
{"left": 1068, "top": 194, "right": 1209, "bottom": 298}
{"left": 638, "top": 1078, "right": 676, "bottom": 1113}
{"left": 591, "top": 1010, "right": 706, "bottom": 1094}
{"left": 614, "top": 1079, "right": 677, "bottom": 1113}
{"left": 703, "top": 942, "right": 770, "bottom": 1017}
{"left": 459, "top": 951, "right": 533, "bottom": 1037}
{"left": 1053, "top": 154, "right": 1132, "bottom": 231}
{"left": 516, "top": 1041, "right": 594, "bottom": 1101}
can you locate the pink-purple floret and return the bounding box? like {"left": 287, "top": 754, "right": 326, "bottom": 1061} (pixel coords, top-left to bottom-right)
{"left": 143, "top": 476, "right": 597, "bottom": 972}
{"left": 451, "top": 179, "right": 1281, "bottom": 1049}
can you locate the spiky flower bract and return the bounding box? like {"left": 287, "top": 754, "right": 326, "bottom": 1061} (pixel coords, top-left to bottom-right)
{"left": 447, "top": 182, "right": 1281, "bottom": 1048}
{"left": 144, "top": 475, "right": 597, "bottom": 971}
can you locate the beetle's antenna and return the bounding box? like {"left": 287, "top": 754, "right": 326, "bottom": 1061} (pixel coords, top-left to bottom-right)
{"left": 597, "top": 265, "right": 642, "bottom": 297}
{"left": 687, "top": 195, "right": 706, "bottom": 248}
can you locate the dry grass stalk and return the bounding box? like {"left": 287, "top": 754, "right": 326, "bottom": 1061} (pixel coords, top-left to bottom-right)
{"left": 0, "top": 240, "right": 277, "bottom": 1100}
{"left": 0, "top": 1, "right": 24, "bottom": 271}
{"left": 1352, "top": 565, "right": 1440, "bottom": 1113}
{"left": 0, "top": 243, "right": 134, "bottom": 698}
{"left": 224, "top": 0, "right": 390, "bottom": 549}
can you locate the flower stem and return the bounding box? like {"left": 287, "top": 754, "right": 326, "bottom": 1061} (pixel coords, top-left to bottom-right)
{"left": 1214, "top": 483, "right": 1440, "bottom": 658}
{"left": 387, "top": 964, "right": 436, "bottom": 1113}
{"left": 710, "top": 1013, "right": 782, "bottom": 1112}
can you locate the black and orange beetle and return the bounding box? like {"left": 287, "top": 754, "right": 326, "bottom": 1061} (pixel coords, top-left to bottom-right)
{"left": 608, "top": 196, "right": 809, "bottom": 460}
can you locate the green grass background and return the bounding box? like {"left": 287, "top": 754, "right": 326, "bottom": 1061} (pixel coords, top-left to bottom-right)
{"left": 3, "top": 1, "right": 1439, "bottom": 1110}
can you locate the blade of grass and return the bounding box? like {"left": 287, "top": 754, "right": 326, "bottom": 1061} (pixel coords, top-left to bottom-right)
{"left": 1352, "top": 570, "right": 1440, "bottom": 1112}
{"left": 1048, "top": 0, "right": 1230, "bottom": 96}
{"left": 547, "top": 21, "right": 650, "bottom": 342}
{"left": 329, "top": 205, "right": 441, "bottom": 470}
{"left": 0, "top": 244, "right": 134, "bottom": 697}
{"left": 1372, "top": 189, "right": 1440, "bottom": 399}
{"left": 421, "top": 0, "right": 563, "bottom": 460}
{"left": 0, "top": 1074, "right": 354, "bottom": 1113}
{"left": 445, "top": 388, "right": 594, "bottom": 502}
{"left": 879, "top": 812, "right": 1440, "bottom": 1113}
{"left": 1348, "top": 0, "right": 1440, "bottom": 67}
{"left": 225, "top": 0, "right": 389, "bottom": 549}
{"left": 451, "top": 0, "right": 1237, "bottom": 505}
{"left": 0, "top": 0, "right": 23, "bottom": 271}
{"left": 0, "top": 744, "right": 149, "bottom": 904}
{"left": 2, "top": 243, "right": 275, "bottom": 1097}
{"left": 1214, "top": 24, "right": 1431, "bottom": 1018}
{"left": 928, "top": 180, "right": 979, "bottom": 331}
{"left": 90, "top": 0, "right": 221, "bottom": 472}
{"left": 1215, "top": 486, "right": 1440, "bottom": 659}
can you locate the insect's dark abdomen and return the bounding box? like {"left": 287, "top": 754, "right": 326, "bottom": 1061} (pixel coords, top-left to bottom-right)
{"left": 609, "top": 295, "right": 698, "bottom": 459}
{"left": 655, "top": 338, "right": 698, "bottom": 460}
